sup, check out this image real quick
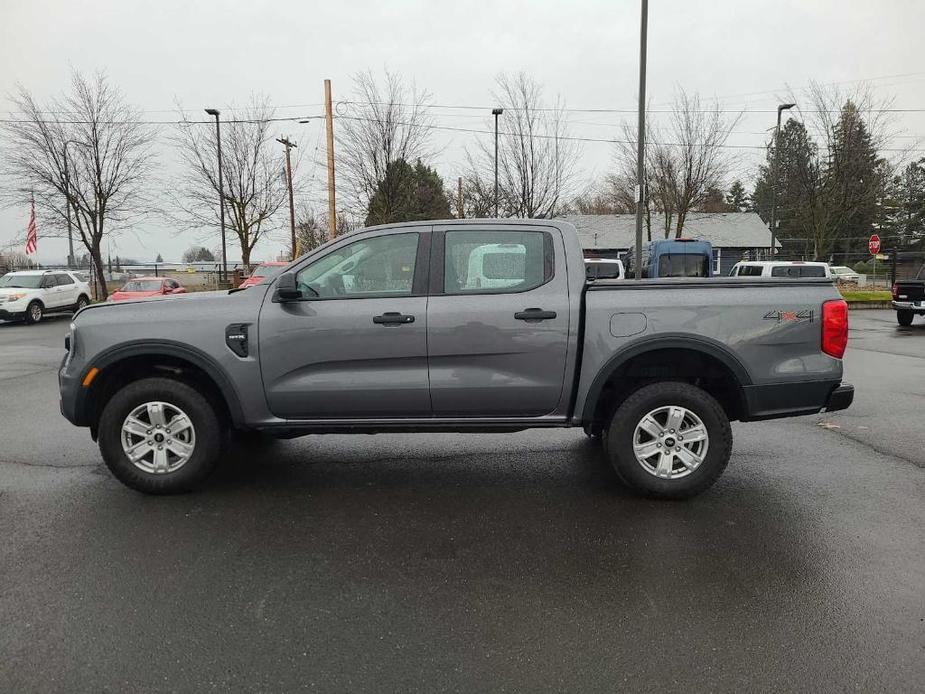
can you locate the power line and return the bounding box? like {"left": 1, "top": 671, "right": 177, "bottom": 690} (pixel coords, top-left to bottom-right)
{"left": 0, "top": 115, "right": 325, "bottom": 126}
{"left": 335, "top": 114, "right": 925, "bottom": 152}
{"left": 340, "top": 100, "right": 925, "bottom": 114}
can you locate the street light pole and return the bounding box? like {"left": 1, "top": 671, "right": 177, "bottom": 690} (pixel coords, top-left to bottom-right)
{"left": 62, "top": 140, "right": 77, "bottom": 268}
{"left": 634, "top": 0, "right": 648, "bottom": 280}
{"left": 769, "top": 102, "right": 796, "bottom": 259}
{"left": 492, "top": 108, "right": 503, "bottom": 217}
{"left": 205, "top": 108, "right": 227, "bottom": 282}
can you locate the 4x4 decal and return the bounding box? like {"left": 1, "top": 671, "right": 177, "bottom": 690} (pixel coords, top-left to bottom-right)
{"left": 763, "top": 309, "right": 814, "bottom": 323}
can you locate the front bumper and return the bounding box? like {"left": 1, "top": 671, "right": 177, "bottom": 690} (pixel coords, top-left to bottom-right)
{"left": 0, "top": 305, "right": 26, "bottom": 321}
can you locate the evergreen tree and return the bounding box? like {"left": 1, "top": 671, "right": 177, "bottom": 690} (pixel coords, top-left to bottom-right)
{"left": 155, "top": 253, "right": 163, "bottom": 263}
{"left": 827, "top": 101, "right": 885, "bottom": 258}
{"left": 752, "top": 119, "right": 820, "bottom": 256}
{"left": 882, "top": 158, "right": 925, "bottom": 245}
{"left": 725, "top": 180, "right": 749, "bottom": 212}
{"left": 698, "top": 186, "right": 728, "bottom": 212}
{"left": 365, "top": 159, "right": 451, "bottom": 226}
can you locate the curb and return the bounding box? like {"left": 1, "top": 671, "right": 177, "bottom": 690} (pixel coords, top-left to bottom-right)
{"left": 846, "top": 301, "right": 893, "bottom": 310}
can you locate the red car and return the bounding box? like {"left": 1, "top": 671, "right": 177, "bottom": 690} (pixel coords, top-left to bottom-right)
{"left": 108, "top": 276, "right": 187, "bottom": 302}
{"left": 239, "top": 262, "right": 288, "bottom": 288}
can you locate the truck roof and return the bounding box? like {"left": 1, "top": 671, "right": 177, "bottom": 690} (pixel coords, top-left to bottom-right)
{"left": 354, "top": 218, "right": 572, "bottom": 235}
{"left": 734, "top": 261, "right": 829, "bottom": 267}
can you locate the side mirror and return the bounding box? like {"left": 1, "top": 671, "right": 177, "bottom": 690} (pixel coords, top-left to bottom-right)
{"left": 274, "top": 272, "right": 302, "bottom": 302}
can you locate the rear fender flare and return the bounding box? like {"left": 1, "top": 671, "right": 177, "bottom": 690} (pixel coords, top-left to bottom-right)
{"left": 581, "top": 334, "right": 753, "bottom": 423}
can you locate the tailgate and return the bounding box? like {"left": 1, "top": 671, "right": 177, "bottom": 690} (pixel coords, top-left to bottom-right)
{"left": 894, "top": 281, "right": 925, "bottom": 303}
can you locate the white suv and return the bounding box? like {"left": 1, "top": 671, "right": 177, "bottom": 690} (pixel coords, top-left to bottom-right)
{"left": 0, "top": 270, "right": 92, "bottom": 324}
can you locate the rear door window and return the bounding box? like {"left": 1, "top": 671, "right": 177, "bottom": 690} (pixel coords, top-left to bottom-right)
{"left": 657, "top": 253, "right": 710, "bottom": 278}
{"left": 443, "top": 230, "right": 550, "bottom": 294}
{"left": 54, "top": 273, "right": 75, "bottom": 285}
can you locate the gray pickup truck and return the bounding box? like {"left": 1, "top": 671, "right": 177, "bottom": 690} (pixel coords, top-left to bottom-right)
{"left": 59, "top": 219, "right": 853, "bottom": 498}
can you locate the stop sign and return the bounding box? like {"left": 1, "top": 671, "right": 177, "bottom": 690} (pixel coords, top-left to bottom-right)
{"left": 868, "top": 234, "right": 881, "bottom": 255}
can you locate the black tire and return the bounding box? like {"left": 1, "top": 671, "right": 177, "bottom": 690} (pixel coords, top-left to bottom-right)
{"left": 897, "top": 310, "right": 914, "bottom": 327}
{"left": 605, "top": 381, "right": 732, "bottom": 500}
{"left": 75, "top": 295, "right": 90, "bottom": 312}
{"left": 24, "top": 301, "right": 43, "bottom": 324}
{"left": 98, "top": 377, "right": 224, "bottom": 494}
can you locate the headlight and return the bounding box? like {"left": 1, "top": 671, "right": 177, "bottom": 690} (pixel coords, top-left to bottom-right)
{"left": 6, "top": 293, "right": 27, "bottom": 302}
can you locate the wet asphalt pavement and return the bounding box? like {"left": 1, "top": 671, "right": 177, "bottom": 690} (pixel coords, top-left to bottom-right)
{"left": 0, "top": 310, "right": 923, "bottom": 692}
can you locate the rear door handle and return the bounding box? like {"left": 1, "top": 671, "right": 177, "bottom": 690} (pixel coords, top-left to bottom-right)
{"left": 373, "top": 312, "right": 415, "bottom": 325}
{"left": 514, "top": 308, "right": 557, "bottom": 321}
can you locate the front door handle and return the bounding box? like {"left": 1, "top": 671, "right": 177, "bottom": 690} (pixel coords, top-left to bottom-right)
{"left": 514, "top": 308, "right": 557, "bottom": 321}
{"left": 373, "top": 312, "right": 415, "bottom": 325}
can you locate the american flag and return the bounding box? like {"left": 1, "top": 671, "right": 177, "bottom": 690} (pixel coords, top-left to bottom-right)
{"left": 24, "top": 201, "right": 37, "bottom": 255}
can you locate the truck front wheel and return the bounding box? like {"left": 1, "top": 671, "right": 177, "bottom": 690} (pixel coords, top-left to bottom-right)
{"left": 98, "top": 377, "right": 223, "bottom": 494}
{"left": 897, "top": 310, "right": 914, "bottom": 327}
{"left": 605, "top": 381, "right": 732, "bottom": 499}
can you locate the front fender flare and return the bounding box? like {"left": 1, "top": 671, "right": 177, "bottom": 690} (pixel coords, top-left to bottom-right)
{"left": 76, "top": 340, "right": 245, "bottom": 429}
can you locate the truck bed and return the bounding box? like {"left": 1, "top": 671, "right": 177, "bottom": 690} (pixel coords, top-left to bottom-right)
{"left": 572, "top": 276, "right": 845, "bottom": 424}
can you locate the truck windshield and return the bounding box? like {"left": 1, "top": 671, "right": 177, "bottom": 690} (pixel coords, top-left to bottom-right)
{"left": 658, "top": 254, "right": 709, "bottom": 278}
{"left": 0, "top": 274, "right": 43, "bottom": 288}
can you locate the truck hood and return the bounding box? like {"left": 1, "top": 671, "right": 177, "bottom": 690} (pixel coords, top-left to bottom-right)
{"left": 78, "top": 288, "right": 265, "bottom": 323}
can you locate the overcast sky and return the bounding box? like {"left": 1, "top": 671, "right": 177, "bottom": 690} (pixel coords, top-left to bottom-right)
{"left": 2, "top": 0, "right": 924, "bottom": 264}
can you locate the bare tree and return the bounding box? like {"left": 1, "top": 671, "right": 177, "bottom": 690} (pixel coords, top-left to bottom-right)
{"left": 337, "top": 70, "right": 435, "bottom": 215}
{"left": 614, "top": 90, "right": 741, "bottom": 239}
{"left": 294, "top": 204, "right": 353, "bottom": 255}
{"left": 0, "top": 70, "right": 155, "bottom": 298}
{"left": 567, "top": 175, "right": 635, "bottom": 215}
{"left": 172, "top": 96, "right": 288, "bottom": 270}
{"left": 460, "top": 174, "right": 496, "bottom": 218}
{"left": 466, "top": 72, "right": 580, "bottom": 218}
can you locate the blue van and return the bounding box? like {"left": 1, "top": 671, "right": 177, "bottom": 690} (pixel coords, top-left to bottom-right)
{"left": 626, "top": 239, "right": 714, "bottom": 278}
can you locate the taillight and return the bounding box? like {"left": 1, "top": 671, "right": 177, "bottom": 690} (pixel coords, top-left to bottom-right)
{"left": 891, "top": 283, "right": 899, "bottom": 300}
{"left": 822, "top": 299, "right": 848, "bottom": 359}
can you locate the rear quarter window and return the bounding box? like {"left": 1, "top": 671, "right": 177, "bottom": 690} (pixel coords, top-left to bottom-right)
{"left": 736, "top": 265, "right": 764, "bottom": 277}
{"left": 771, "top": 265, "right": 826, "bottom": 278}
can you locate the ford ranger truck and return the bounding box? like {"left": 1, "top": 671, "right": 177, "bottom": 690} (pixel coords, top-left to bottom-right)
{"left": 59, "top": 219, "right": 853, "bottom": 499}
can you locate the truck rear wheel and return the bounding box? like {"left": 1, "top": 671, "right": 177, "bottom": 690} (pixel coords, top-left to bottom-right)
{"left": 98, "top": 377, "right": 223, "bottom": 494}
{"left": 897, "top": 310, "right": 914, "bottom": 326}
{"left": 605, "top": 381, "right": 732, "bottom": 499}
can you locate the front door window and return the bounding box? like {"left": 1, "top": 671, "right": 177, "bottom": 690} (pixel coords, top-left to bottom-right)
{"left": 296, "top": 233, "right": 419, "bottom": 299}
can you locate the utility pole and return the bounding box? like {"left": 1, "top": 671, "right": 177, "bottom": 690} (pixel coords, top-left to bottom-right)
{"left": 492, "top": 108, "right": 503, "bottom": 217}
{"left": 324, "top": 79, "right": 337, "bottom": 239}
{"left": 205, "top": 109, "right": 227, "bottom": 282}
{"left": 277, "top": 137, "right": 298, "bottom": 260}
{"left": 770, "top": 102, "right": 796, "bottom": 259}
{"left": 634, "top": 0, "right": 648, "bottom": 280}
{"left": 457, "top": 177, "right": 464, "bottom": 218}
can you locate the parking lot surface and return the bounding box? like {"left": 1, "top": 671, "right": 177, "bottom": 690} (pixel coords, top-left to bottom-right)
{"left": 1, "top": 311, "right": 923, "bottom": 692}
